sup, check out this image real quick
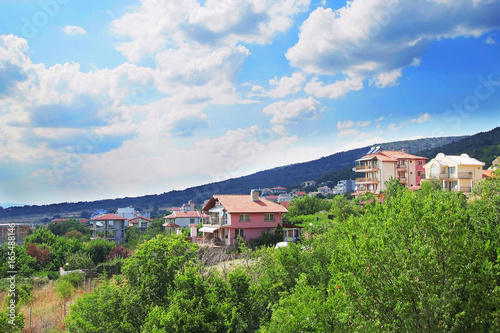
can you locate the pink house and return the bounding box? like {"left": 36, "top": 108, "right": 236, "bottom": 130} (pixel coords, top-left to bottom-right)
{"left": 201, "top": 190, "right": 288, "bottom": 245}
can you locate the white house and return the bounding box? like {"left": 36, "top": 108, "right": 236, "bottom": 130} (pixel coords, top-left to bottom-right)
{"left": 424, "top": 153, "right": 485, "bottom": 193}
{"left": 163, "top": 211, "right": 209, "bottom": 228}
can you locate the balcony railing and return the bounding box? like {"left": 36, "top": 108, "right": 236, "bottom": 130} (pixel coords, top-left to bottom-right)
{"left": 356, "top": 177, "right": 379, "bottom": 183}
{"left": 427, "top": 172, "right": 473, "bottom": 180}
{"left": 398, "top": 177, "right": 407, "bottom": 183}
{"left": 355, "top": 164, "right": 379, "bottom": 171}
{"left": 458, "top": 172, "right": 473, "bottom": 179}
{"left": 444, "top": 186, "right": 472, "bottom": 193}
{"left": 396, "top": 164, "right": 407, "bottom": 170}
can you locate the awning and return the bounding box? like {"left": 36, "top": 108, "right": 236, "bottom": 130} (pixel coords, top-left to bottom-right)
{"left": 199, "top": 226, "right": 219, "bottom": 233}
{"left": 208, "top": 206, "right": 224, "bottom": 213}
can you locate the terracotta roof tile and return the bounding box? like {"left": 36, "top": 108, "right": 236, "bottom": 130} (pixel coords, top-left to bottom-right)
{"left": 164, "top": 211, "right": 209, "bottom": 219}
{"left": 93, "top": 214, "right": 128, "bottom": 221}
{"left": 203, "top": 195, "right": 288, "bottom": 213}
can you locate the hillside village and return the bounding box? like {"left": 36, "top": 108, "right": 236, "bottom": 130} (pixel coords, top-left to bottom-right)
{"left": 2, "top": 150, "right": 497, "bottom": 247}
{"left": 1, "top": 148, "right": 500, "bottom": 333}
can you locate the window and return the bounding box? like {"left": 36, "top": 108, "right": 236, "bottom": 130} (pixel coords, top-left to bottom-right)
{"left": 235, "top": 229, "right": 244, "bottom": 238}
{"left": 265, "top": 213, "right": 275, "bottom": 222}
{"left": 190, "top": 218, "right": 195, "bottom": 224}
{"left": 417, "top": 160, "right": 423, "bottom": 166}
{"left": 239, "top": 214, "right": 250, "bottom": 222}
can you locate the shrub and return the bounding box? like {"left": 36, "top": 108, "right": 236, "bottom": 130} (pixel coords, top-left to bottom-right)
{"left": 94, "top": 258, "right": 125, "bottom": 278}
{"left": 55, "top": 279, "right": 74, "bottom": 300}
{"left": 0, "top": 308, "right": 24, "bottom": 333}
{"left": 105, "top": 245, "right": 130, "bottom": 262}
{"left": 66, "top": 252, "right": 94, "bottom": 271}
{"left": 86, "top": 239, "right": 115, "bottom": 265}
{"left": 59, "top": 272, "right": 84, "bottom": 288}
{"left": 47, "top": 270, "right": 60, "bottom": 280}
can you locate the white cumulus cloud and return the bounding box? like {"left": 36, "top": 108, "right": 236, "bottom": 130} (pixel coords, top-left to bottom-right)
{"left": 62, "top": 25, "right": 87, "bottom": 35}
{"left": 263, "top": 97, "right": 322, "bottom": 134}
{"left": 411, "top": 112, "right": 432, "bottom": 123}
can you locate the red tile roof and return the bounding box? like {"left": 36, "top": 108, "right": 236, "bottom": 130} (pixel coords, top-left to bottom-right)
{"left": 272, "top": 187, "right": 287, "bottom": 190}
{"left": 295, "top": 191, "right": 306, "bottom": 196}
{"left": 203, "top": 195, "right": 288, "bottom": 214}
{"left": 162, "top": 223, "right": 179, "bottom": 227}
{"left": 265, "top": 195, "right": 279, "bottom": 200}
{"left": 483, "top": 170, "right": 494, "bottom": 178}
{"left": 280, "top": 201, "right": 290, "bottom": 209}
{"left": 93, "top": 214, "right": 127, "bottom": 221}
{"left": 358, "top": 150, "right": 427, "bottom": 162}
{"left": 164, "top": 211, "right": 209, "bottom": 219}
{"left": 128, "top": 216, "right": 152, "bottom": 222}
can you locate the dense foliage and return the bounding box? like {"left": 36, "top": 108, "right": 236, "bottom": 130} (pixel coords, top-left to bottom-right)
{"left": 63, "top": 172, "right": 500, "bottom": 332}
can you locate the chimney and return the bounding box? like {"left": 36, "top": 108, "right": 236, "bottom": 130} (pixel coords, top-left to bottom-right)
{"left": 402, "top": 148, "right": 406, "bottom": 153}
{"left": 189, "top": 200, "right": 195, "bottom": 211}
{"left": 251, "top": 190, "right": 260, "bottom": 201}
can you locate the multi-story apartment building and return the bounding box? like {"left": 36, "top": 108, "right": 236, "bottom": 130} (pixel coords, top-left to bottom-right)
{"left": 424, "top": 153, "right": 485, "bottom": 194}
{"left": 91, "top": 214, "right": 126, "bottom": 244}
{"left": 354, "top": 148, "right": 427, "bottom": 194}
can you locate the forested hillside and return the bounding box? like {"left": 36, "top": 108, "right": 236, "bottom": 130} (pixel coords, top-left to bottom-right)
{"left": 317, "top": 127, "right": 500, "bottom": 184}
{"left": 0, "top": 134, "right": 467, "bottom": 222}
{"left": 418, "top": 126, "right": 500, "bottom": 167}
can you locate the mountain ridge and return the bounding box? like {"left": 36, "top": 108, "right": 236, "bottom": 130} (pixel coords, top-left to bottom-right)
{"left": 8, "top": 128, "right": 500, "bottom": 223}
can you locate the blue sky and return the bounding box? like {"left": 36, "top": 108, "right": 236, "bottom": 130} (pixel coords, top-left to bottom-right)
{"left": 0, "top": 0, "right": 499, "bottom": 205}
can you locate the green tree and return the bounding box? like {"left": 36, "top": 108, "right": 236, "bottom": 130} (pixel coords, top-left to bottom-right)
{"left": 260, "top": 275, "right": 343, "bottom": 333}
{"left": 468, "top": 170, "right": 500, "bottom": 263}
{"left": 323, "top": 187, "right": 498, "bottom": 331}
{"left": 86, "top": 239, "right": 115, "bottom": 265}
{"left": 142, "top": 265, "right": 256, "bottom": 333}
{"left": 286, "top": 195, "right": 332, "bottom": 218}
{"left": 48, "top": 219, "right": 91, "bottom": 237}
{"left": 65, "top": 252, "right": 94, "bottom": 270}
{"left": 24, "top": 228, "right": 56, "bottom": 246}
{"left": 66, "top": 281, "right": 147, "bottom": 333}
{"left": 329, "top": 194, "right": 361, "bottom": 222}
{"left": 49, "top": 237, "right": 84, "bottom": 271}
{"left": 122, "top": 235, "right": 198, "bottom": 306}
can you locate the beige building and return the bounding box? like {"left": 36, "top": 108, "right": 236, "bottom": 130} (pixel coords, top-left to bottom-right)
{"left": 354, "top": 148, "right": 427, "bottom": 194}
{"left": 424, "top": 153, "right": 485, "bottom": 193}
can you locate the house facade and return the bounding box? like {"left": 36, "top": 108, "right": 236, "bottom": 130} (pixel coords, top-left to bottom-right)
{"left": 163, "top": 211, "right": 209, "bottom": 228}
{"left": 354, "top": 149, "right": 427, "bottom": 194}
{"left": 424, "top": 153, "right": 485, "bottom": 193}
{"left": 335, "top": 179, "right": 356, "bottom": 194}
{"left": 201, "top": 191, "right": 288, "bottom": 245}
{"left": 127, "top": 216, "right": 152, "bottom": 231}
{"left": 91, "top": 214, "right": 126, "bottom": 244}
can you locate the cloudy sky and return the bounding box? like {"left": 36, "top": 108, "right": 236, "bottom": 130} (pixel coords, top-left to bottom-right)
{"left": 0, "top": 0, "right": 499, "bottom": 205}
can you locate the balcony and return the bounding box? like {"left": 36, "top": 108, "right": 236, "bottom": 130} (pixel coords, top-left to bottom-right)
{"left": 356, "top": 177, "right": 379, "bottom": 184}
{"left": 396, "top": 163, "right": 407, "bottom": 171}
{"left": 444, "top": 186, "right": 472, "bottom": 193}
{"left": 398, "top": 177, "right": 407, "bottom": 183}
{"left": 458, "top": 172, "right": 473, "bottom": 179}
{"left": 427, "top": 172, "right": 473, "bottom": 180}
{"left": 355, "top": 164, "right": 379, "bottom": 172}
